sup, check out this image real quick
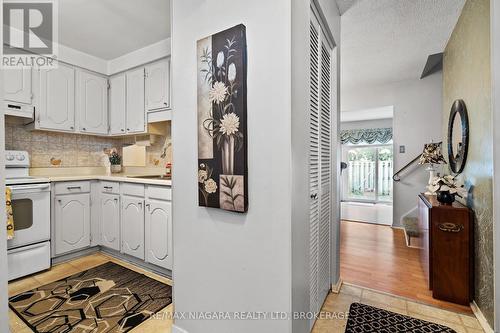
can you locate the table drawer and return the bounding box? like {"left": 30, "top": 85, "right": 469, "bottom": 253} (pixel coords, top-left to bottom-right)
{"left": 121, "top": 183, "right": 145, "bottom": 197}
{"left": 101, "top": 181, "right": 120, "bottom": 194}
{"left": 54, "top": 181, "right": 91, "bottom": 195}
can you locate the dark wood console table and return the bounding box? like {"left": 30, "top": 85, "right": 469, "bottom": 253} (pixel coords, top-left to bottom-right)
{"left": 417, "top": 194, "right": 473, "bottom": 305}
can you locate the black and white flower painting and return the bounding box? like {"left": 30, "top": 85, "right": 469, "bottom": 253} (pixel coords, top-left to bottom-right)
{"left": 197, "top": 24, "right": 248, "bottom": 212}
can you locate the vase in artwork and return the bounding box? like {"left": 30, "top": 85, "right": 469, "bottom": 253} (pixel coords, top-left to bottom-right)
{"left": 222, "top": 136, "right": 235, "bottom": 175}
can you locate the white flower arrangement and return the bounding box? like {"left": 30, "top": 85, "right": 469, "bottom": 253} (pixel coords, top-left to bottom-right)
{"left": 427, "top": 175, "right": 468, "bottom": 198}
{"left": 208, "top": 81, "right": 228, "bottom": 104}
{"left": 204, "top": 179, "right": 218, "bottom": 194}
{"left": 198, "top": 169, "right": 208, "bottom": 183}
{"left": 220, "top": 113, "right": 240, "bottom": 136}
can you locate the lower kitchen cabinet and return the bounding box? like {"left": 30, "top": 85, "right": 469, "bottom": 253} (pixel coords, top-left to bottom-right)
{"left": 100, "top": 193, "right": 120, "bottom": 251}
{"left": 54, "top": 193, "right": 91, "bottom": 255}
{"left": 121, "top": 195, "right": 145, "bottom": 260}
{"left": 145, "top": 199, "right": 172, "bottom": 270}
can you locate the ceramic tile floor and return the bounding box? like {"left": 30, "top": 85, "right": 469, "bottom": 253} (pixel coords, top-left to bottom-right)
{"left": 311, "top": 283, "right": 485, "bottom": 333}
{"left": 8, "top": 253, "right": 484, "bottom": 333}
{"left": 8, "top": 252, "right": 173, "bottom": 333}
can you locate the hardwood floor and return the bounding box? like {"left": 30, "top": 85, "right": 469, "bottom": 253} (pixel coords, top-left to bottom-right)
{"left": 340, "top": 220, "right": 473, "bottom": 314}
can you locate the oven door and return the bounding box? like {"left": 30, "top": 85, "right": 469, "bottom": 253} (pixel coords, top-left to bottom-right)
{"left": 7, "top": 183, "right": 51, "bottom": 249}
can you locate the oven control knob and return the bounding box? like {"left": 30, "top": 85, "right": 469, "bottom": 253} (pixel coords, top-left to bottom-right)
{"left": 6, "top": 154, "right": 14, "bottom": 161}
{"left": 16, "top": 154, "right": 26, "bottom": 161}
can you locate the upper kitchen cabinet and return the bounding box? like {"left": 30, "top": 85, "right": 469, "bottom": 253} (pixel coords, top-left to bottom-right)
{"left": 37, "top": 63, "right": 76, "bottom": 132}
{"left": 146, "top": 58, "right": 170, "bottom": 111}
{"left": 109, "top": 73, "right": 127, "bottom": 135}
{"left": 126, "top": 67, "right": 146, "bottom": 133}
{"left": 4, "top": 67, "right": 32, "bottom": 104}
{"left": 76, "top": 70, "right": 109, "bottom": 135}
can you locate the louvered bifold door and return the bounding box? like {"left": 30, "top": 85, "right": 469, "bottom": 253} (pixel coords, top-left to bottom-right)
{"left": 318, "top": 39, "right": 332, "bottom": 306}
{"left": 309, "top": 19, "right": 321, "bottom": 324}
{"left": 309, "top": 10, "right": 334, "bottom": 330}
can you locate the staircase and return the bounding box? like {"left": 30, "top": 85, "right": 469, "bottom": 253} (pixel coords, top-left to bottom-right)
{"left": 401, "top": 210, "right": 419, "bottom": 248}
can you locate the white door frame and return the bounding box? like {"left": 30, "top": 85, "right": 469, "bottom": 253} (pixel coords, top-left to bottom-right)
{"left": 0, "top": 1, "right": 10, "bottom": 330}
{"left": 491, "top": 1, "right": 500, "bottom": 331}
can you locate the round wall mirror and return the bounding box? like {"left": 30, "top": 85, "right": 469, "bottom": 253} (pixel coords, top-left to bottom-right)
{"left": 447, "top": 99, "right": 469, "bottom": 174}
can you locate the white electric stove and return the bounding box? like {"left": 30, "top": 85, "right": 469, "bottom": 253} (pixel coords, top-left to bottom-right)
{"left": 5, "top": 151, "right": 51, "bottom": 280}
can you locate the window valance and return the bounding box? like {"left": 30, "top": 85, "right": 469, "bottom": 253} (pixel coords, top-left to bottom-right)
{"left": 340, "top": 128, "right": 393, "bottom": 145}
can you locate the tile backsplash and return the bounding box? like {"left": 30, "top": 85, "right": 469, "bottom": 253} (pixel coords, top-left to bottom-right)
{"left": 5, "top": 117, "right": 172, "bottom": 168}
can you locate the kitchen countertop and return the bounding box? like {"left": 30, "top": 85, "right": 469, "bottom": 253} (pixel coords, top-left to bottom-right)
{"left": 46, "top": 174, "right": 172, "bottom": 186}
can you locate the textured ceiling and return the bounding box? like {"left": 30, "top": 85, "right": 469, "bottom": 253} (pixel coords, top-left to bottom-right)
{"left": 341, "top": 0, "right": 465, "bottom": 91}
{"left": 59, "top": 0, "right": 170, "bottom": 60}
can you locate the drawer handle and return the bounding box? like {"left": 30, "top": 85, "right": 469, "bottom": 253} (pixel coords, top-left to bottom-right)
{"left": 438, "top": 222, "right": 463, "bottom": 233}
{"left": 104, "top": 186, "right": 113, "bottom": 190}
{"left": 67, "top": 186, "right": 82, "bottom": 190}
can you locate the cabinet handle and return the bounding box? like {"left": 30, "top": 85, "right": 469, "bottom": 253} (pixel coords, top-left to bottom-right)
{"left": 138, "top": 202, "right": 142, "bottom": 208}
{"left": 70, "top": 126, "right": 74, "bottom": 130}
{"left": 310, "top": 193, "right": 318, "bottom": 200}
{"left": 114, "top": 198, "right": 118, "bottom": 202}
{"left": 57, "top": 199, "right": 62, "bottom": 203}
{"left": 82, "top": 127, "right": 86, "bottom": 131}
{"left": 146, "top": 203, "right": 151, "bottom": 210}
{"left": 121, "top": 129, "right": 125, "bottom": 132}
{"left": 163, "top": 102, "right": 168, "bottom": 106}
{"left": 127, "top": 128, "right": 130, "bottom": 131}
{"left": 438, "top": 223, "right": 464, "bottom": 233}
{"left": 103, "top": 186, "right": 113, "bottom": 190}
{"left": 67, "top": 186, "right": 82, "bottom": 190}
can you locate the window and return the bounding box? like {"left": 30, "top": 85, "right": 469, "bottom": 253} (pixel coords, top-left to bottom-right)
{"left": 342, "top": 144, "right": 393, "bottom": 203}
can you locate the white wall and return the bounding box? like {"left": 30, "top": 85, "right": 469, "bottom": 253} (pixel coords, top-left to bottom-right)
{"left": 171, "top": 0, "right": 293, "bottom": 332}
{"left": 342, "top": 73, "right": 443, "bottom": 226}
{"left": 341, "top": 118, "right": 393, "bottom": 130}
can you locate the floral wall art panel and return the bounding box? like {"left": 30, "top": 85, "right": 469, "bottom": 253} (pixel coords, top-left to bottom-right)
{"left": 197, "top": 24, "right": 248, "bottom": 213}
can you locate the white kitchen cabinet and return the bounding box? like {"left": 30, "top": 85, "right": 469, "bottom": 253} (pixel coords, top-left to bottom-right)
{"left": 109, "top": 73, "right": 127, "bottom": 135}
{"left": 38, "top": 63, "right": 75, "bottom": 132}
{"left": 54, "top": 193, "right": 90, "bottom": 255}
{"left": 145, "top": 199, "right": 172, "bottom": 270}
{"left": 121, "top": 195, "right": 145, "bottom": 260}
{"left": 126, "top": 67, "right": 146, "bottom": 133}
{"left": 4, "top": 67, "right": 32, "bottom": 104}
{"left": 100, "top": 193, "right": 120, "bottom": 251}
{"left": 145, "top": 58, "right": 170, "bottom": 111}
{"left": 76, "top": 70, "right": 108, "bottom": 134}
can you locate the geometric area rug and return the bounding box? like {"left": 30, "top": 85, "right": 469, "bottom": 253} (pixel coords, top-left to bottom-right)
{"left": 345, "top": 302, "right": 456, "bottom": 333}
{"left": 9, "top": 262, "right": 172, "bottom": 333}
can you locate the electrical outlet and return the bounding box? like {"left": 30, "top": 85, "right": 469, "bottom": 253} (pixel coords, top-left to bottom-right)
{"left": 399, "top": 145, "right": 406, "bottom": 153}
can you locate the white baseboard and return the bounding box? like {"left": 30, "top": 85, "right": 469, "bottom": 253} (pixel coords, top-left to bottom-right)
{"left": 470, "top": 301, "right": 494, "bottom": 333}
{"left": 331, "top": 278, "right": 343, "bottom": 294}
{"left": 172, "top": 324, "right": 189, "bottom": 333}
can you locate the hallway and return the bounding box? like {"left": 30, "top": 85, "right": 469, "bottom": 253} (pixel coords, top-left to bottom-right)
{"left": 340, "top": 220, "right": 472, "bottom": 314}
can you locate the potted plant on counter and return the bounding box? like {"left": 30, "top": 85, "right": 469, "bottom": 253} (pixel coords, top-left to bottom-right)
{"left": 427, "top": 175, "right": 467, "bottom": 204}
{"left": 108, "top": 149, "right": 122, "bottom": 173}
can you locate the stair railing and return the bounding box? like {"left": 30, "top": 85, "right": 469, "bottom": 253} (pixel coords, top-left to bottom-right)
{"left": 392, "top": 155, "right": 421, "bottom": 182}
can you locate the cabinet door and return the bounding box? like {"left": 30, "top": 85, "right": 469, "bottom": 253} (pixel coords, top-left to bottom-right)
{"left": 101, "top": 193, "right": 120, "bottom": 251}
{"left": 109, "top": 73, "right": 127, "bottom": 135}
{"left": 77, "top": 70, "right": 108, "bottom": 134}
{"left": 121, "top": 195, "right": 145, "bottom": 259}
{"left": 55, "top": 193, "right": 90, "bottom": 255}
{"left": 146, "top": 58, "right": 170, "bottom": 111}
{"left": 4, "top": 67, "right": 32, "bottom": 104}
{"left": 145, "top": 200, "right": 172, "bottom": 270}
{"left": 126, "top": 67, "right": 145, "bottom": 133}
{"left": 38, "top": 63, "right": 75, "bottom": 131}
